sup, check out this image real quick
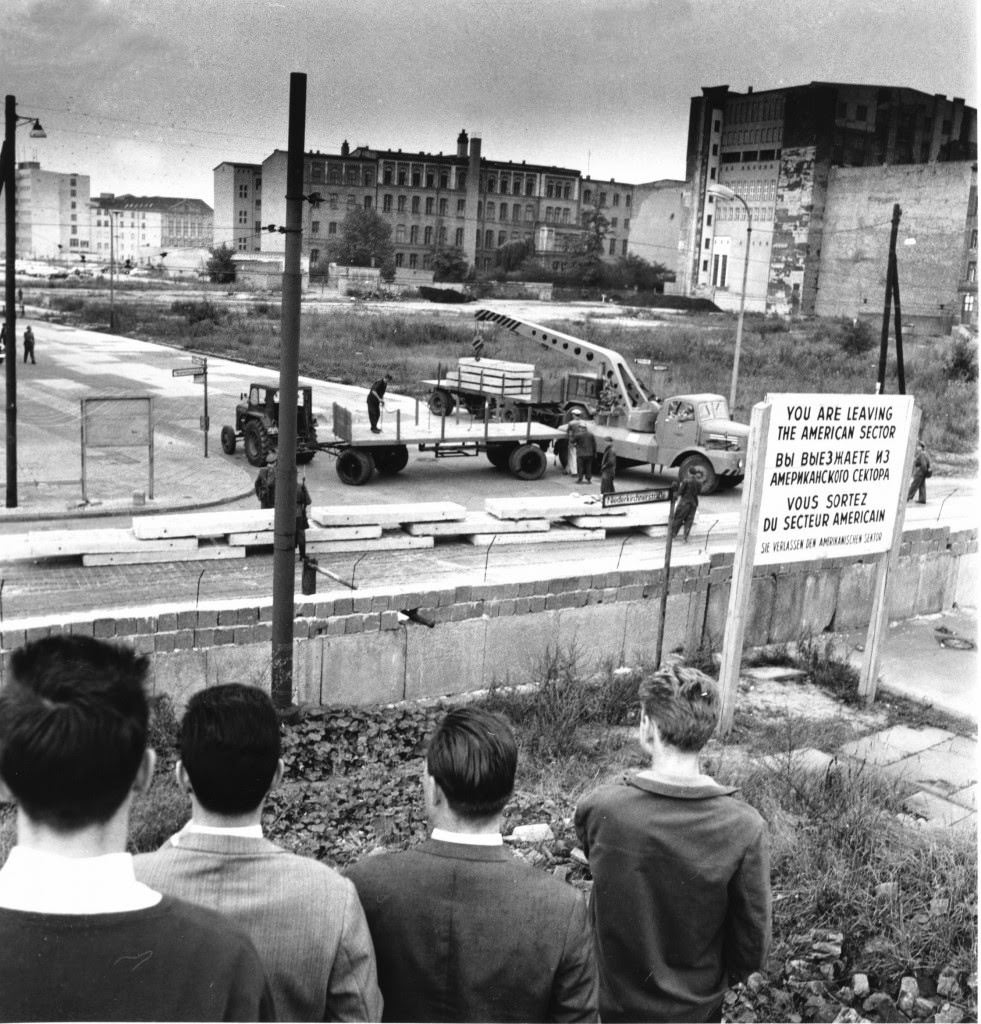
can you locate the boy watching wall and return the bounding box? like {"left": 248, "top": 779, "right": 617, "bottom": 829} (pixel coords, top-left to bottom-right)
{"left": 0, "top": 636, "right": 273, "bottom": 1022}
{"left": 575, "top": 664, "right": 772, "bottom": 1023}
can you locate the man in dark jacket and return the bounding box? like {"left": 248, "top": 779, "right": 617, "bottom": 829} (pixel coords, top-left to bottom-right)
{"left": 907, "top": 442, "right": 931, "bottom": 504}
{"left": 367, "top": 375, "right": 390, "bottom": 433}
{"left": 254, "top": 455, "right": 277, "bottom": 509}
{"left": 295, "top": 473, "right": 312, "bottom": 561}
{"left": 671, "top": 465, "right": 702, "bottom": 542}
{"left": 348, "top": 707, "right": 598, "bottom": 1023}
{"left": 600, "top": 437, "right": 616, "bottom": 495}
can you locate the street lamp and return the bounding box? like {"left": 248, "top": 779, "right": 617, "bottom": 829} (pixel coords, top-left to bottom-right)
{"left": 706, "top": 183, "right": 752, "bottom": 413}
{"left": 2, "top": 94, "right": 46, "bottom": 508}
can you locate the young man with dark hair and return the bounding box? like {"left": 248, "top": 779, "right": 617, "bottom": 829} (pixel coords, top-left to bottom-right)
{"left": 575, "top": 664, "right": 771, "bottom": 1023}
{"left": 347, "top": 706, "right": 598, "bottom": 1023}
{"left": 0, "top": 636, "right": 273, "bottom": 1023}
{"left": 136, "top": 683, "right": 382, "bottom": 1023}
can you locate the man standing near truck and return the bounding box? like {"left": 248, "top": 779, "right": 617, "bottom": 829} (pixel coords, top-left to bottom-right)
{"left": 367, "top": 374, "right": 390, "bottom": 434}
{"left": 569, "top": 413, "right": 596, "bottom": 484}
{"left": 600, "top": 437, "right": 616, "bottom": 495}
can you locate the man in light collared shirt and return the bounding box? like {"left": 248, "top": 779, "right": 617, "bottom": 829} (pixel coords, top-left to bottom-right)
{"left": 0, "top": 635, "right": 273, "bottom": 1022}
{"left": 136, "top": 683, "right": 382, "bottom": 1023}
{"left": 347, "top": 707, "right": 598, "bottom": 1023}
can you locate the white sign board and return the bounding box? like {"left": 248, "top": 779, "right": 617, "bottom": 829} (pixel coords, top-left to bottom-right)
{"left": 755, "top": 393, "right": 915, "bottom": 565}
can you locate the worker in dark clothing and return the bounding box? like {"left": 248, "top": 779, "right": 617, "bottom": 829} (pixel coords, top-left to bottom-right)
{"left": 367, "top": 374, "right": 390, "bottom": 433}
{"left": 22, "top": 326, "right": 35, "bottom": 364}
{"left": 568, "top": 412, "right": 596, "bottom": 484}
{"left": 255, "top": 455, "right": 277, "bottom": 509}
{"left": 0, "top": 324, "right": 6, "bottom": 363}
{"left": 600, "top": 437, "right": 616, "bottom": 495}
{"left": 671, "top": 465, "right": 702, "bottom": 543}
{"left": 296, "top": 473, "right": 312, "bottom": 561}
{"left": 907, "top": 442, "right": 931, "bottom": 504}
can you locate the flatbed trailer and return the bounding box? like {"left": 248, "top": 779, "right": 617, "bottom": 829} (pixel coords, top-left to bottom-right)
{"left": 322, "top": 401, "right": 563, "bottom": 485}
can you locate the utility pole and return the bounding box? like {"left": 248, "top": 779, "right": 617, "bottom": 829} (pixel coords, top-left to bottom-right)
{"left": 876, "top": 203, "right": 906, "bottom": 395}
{"left": 270, "top": 72, "right": 306, "bottom": 710}
{"left": 3, "top": 96, "right": 18, "bottom": 507}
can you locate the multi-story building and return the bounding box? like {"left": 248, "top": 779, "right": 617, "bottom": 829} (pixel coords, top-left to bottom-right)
{"left": 959, "top": 165, "right": 978, "bottom": 327}
{"left": 627, "top": 179, "right": 686, "bottom": 279}
{"left": 217, "top": 131, "right": 631, "bottom": 274}
{"left": 0, "top": 162, "right": 90, "bottom": 261}
{"left": 678, "top": 82, "right": 977, "bottom": 316}
{"left": 89, "top": 194, "right": 213, "bottom": 266}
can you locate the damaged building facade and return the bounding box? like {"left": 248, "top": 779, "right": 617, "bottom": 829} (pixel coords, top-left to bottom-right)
{"left": 678, "top": 82, "right": 977, "bottom": 326}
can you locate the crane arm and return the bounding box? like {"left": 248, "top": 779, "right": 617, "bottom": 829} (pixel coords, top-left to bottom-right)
{"left": 473, "top": 307, "right": 655, "bottom": 411}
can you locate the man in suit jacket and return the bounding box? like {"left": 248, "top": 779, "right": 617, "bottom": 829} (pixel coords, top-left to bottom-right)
{"left": 135, "top": 684, "right": 382, "bottom": 1023}
{"left": 346, "top": 707, "right": 598, "bottom": 1023}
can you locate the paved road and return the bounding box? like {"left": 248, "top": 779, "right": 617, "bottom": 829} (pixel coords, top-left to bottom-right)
{"left": 0, "top": 317, "right": 974, "bottom": 622}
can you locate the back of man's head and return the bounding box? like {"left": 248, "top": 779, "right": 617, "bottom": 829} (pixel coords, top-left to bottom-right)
{"left": 0, "top": 636, "right": 149, "bottom": 831}
{"left": 426, "top": 707, "right": 517, "bottom": 820}
{"left": 638, "top": 663, "right": 719, "bottom": 752}
{"left": 180, "top": 684, "right": 281, "bottom": 815}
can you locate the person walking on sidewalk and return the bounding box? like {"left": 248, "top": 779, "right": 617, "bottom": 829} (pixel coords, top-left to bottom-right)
{"left": 600, "top": 437, "right": 616, "bottom": 495}
{"left": 671, "top": 465, "right": 702, "bottom": 543}
{"left": 22, "top": 326, "right": 35, "bottom": 365}
{"left": 367, "top": 374, "right": 389, "bottom": 434}
{"left": 907, "top": 441, "right": 931, "bottom": 504}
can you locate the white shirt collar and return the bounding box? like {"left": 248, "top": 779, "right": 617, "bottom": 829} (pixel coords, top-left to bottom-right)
{"left": 0, "top": 846, "right": 161, "bottom": 914}
{"left": 431, "top": 827, "right": 503, "bottom": 846}
{"left": 171, "top": 821, "right": 264, "bottom": 844}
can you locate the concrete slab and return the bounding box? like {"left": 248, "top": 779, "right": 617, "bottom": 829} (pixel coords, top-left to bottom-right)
{"left": 761, "top": 748, "right": 838, "bottom": 774}
{"left": 838, "top": 725, "right": 955, "bottom": 764}
{"left": 312, "top": 502, "right": 467, "bottom": 527}
{"left": 903, "top": 790, "right": 975, "bottom": 828}
{"left": 405, "top": 513, "right": 550, "bottom": 536}
{"left": 949, "top": 784, "right": 976, "bottom": 811}
{"left": 876, "top": 747, "right": 977, "bottom": 797}
{"left": 466, "top": 527, "right": 605, "bottom": 546}
{"left": 83, "top": 545, "right": 246, "bottom": 566}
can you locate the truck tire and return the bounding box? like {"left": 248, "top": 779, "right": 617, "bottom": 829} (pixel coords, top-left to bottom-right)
{"left": 509, "top": 443, "right": 548, "bottom": 481}
{"left": 220, "top": 426, "right": 237, "bottom": 455}
{"left": 374, "top": 445, "right": 409, "bottom": 475}
{"left": 243, "top": 421, "right": 272, "bottom": 467}
{"left": 486, "top": 443, "right": 517, "bottom": 470}
{"left": 336, "top": 448, "right": 375, "bottom": 486}
{"left": 678, "top": 453, "right": 718, "bottom": 495}
{"left": 428, "top": 389, "right": 456, "bottom": 416}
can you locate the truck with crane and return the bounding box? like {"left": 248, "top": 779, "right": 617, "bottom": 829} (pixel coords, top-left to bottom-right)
{"left": 465, "top": 308, "right": 749, "bottom": 493}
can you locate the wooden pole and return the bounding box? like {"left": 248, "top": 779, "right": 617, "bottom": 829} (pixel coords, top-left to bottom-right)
{"left": 654, "top": 485, "right": 678, "bottom": 668}
{"left": 891, "top": 242, "right": 906, "bottom": 395}
{"left": 858, "top": 405, "right": 920, "bottom": 702}
{"left": 717, "top": 401, "right": 771, "bottom": 735}
{"left": 876, "top": 204, "right": 901, "bottom": 394}
{"left": 270, "top": 72, "right": 306, "bottom": 710}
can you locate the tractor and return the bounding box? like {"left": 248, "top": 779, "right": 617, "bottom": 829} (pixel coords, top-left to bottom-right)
{"left": 220, "top": 383, "right": 320, "bottom": 467}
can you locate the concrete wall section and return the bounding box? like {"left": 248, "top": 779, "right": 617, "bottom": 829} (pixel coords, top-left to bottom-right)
{"left": 0, "top": 526, "right": 973, "bottom": 708}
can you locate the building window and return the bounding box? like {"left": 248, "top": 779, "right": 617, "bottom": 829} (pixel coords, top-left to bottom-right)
{"left": 968, "top": 262, "right": 977, "bottom": 283}
{"left": 395, "top": 225, "right": 406, "bottom": 242}
{"left": 498, "top": 231, "right": 507, "bottom": 247}
{"left": 383, "top": 194, "right": 392, "bottom": 212}
{"left": 706, "top": 214, "right": 713, "bottom": 226}
{"left": 397, "top": 168, "right": 406, "bottom": 185}
{"left": 411, "top": 196, "right": 420, "bottom": 214}
{"left": 709, "top": 167, "right": 717, "bottom": 180}
{"left": 238, "top": 237, "right": 248, "bottom": 251}
{"left": 425, "top": 197, "right": 434, "bottom": 215}
{"left": 457, "top": 199, "right": 466, "bottom": 216}
{"left": 513, "top": 204, "right": 521, "bottom": 221}
{"left": 238, "top": 211, "right": 248, "bottom": 224}
{"left": 500, "top": 178, "right": 509, "bottom": 194}
{"left": 440, "top": 173, "right": 448, "bottom": 189}
{"left": 485, "top": 230, "right": 494, "bottom": 248}
{"left": 599, "top": 192, "right": 607, "bottom": 206}
{"left": 363, "top": 196, "right": 372, "bottom": 210}
{"left": 712, "top": 143, "right": 719, "bottom": 156}
{"left": 424, "top": 226, "right": 433, "bottom": 245}
{"left": 397, "top": 195, "right": 407, "bottom": 212}
{"left": 704, "top": 237, "right": 710, "bottom": 249}
{"left": 426, "top": 171, "right": 434, "bottom": 188}
{"left": 487, "top": 177, "right": 496, "bottom": 193}
{"left": 525, "top": 205, "right": 534, "bottom": 223}
{"left": 613, "top": 193, "right": 620, "bottom": 207}
{"left": 712, "top": 253, "right": 728, "bottom": 287}
{"left": 971, "top": 229, "right": 978, "bottom": 250}
{"left": 583, "top": 189, "right": 592, "bottom": 204}
{"left": 610, "top": 217, "right": 618, "bottom": 228}
{"left": 525, "top": 178, "right": 534, "bottom": 196}
{"left": 310, "top": 248, "right": 320, "bottom": 263}
{"left": 412, "top": 169, "right": 421, "bottom": 187}
{"left": 624, "top": 217, "right": 630, "bottom": 229}
{"left": 562, "top": 209, "right": 570, "bottom": 223}
{"left": 439, "top": 226, "right": 447, "bottom": 244}
{"left": 856, "top": 104, "right": 868, "bottom": 120}
{"left": 439, "top": 198, "right": 448, "bottom": 215}
{"left": 487, "top": 202, "right": 496, "bottom": 220}
{"left": 702, "top": 259, "right": 708, "bottom": 272}
{"left": 713, "top": 119, "right": 721, "bottom": 132}
{"left": 329, "top": 193, "right": 339, "bottom": 209}
{"left": 364, "top": 169, "right": 374, "bottom": 186}
{"left": 311, "top": 221, "right": 320, "bottom": 234}
{"left": 238, "top": 184, "right": 248, "bottom": 198}
{"left": 410, "top": 225, "right": 419, "bottom": 243}
{"left": 963, "top": 293, "right": 976, "bottom": 315}
{"left": 328, "top": 222, "right": 337, "bottom": 234}
{"left": 409, "top": 253, "right": 417, "bottom": 268}
{"left": 455, "top": 227, "right": 464, "bottom": 246}
{"left": 609, "top": 238, "right": 615, "bottom": 255}
{"left": 395, "top": 252, "right": 403, "bottom": 266}
{"left": 383, "top": 165, "right": 393, "bottom": 184}
{"left": 546, "top": 182, "right": 554, "bottom": 198}
{"left": 622, "top": 240, "right": 627, "bottom": 256}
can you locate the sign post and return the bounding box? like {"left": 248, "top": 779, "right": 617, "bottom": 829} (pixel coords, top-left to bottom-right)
{"left": 717, "top": 393, "right": 917, "bottom": 733}
{"left": 173, "top": 358, "right": 209, "bottom": 456}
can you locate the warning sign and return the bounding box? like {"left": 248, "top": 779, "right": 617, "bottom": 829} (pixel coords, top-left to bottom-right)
{"left": 755, "top": 394, "right": 914, "bottom": 565}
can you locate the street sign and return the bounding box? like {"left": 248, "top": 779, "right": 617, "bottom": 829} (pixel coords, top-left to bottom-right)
{"left": 191, "top": 355, "right": 208, "bottom": 365}
{"left": 172, "top": 366, "right": 204, "bottom": 377}
{"left": 602, "top": 487, "right": 672, "bottom": 508}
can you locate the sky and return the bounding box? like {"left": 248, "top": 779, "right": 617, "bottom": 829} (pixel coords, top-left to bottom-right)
{"left": 2, "top": 0, "right": 976, "bottom": 216}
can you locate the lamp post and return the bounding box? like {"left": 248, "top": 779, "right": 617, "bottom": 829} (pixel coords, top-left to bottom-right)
{"left": 108, "top": 208, "right": 117, "bottom": 331}
{"left": 2, "top": 95, "right": 46, "bottom": 508}
{"left": 706, "top": 183, "right": 752, "bottom": 413}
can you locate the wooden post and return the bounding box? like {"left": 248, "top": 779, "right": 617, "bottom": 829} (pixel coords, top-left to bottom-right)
{"left": 717, "top": 402, "right": 770, "bottom": 735}
{"left": 654, "top": 485, "right": 678, "bottom": 668}
{"left": 876, "top": 204, "right": 901, "bottom": 394}
{"left": 858, "top": 406, "right": 921, "bottom": 702}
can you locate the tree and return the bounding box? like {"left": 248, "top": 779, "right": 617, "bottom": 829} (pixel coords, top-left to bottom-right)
{"left": 328, "top": 208, "right": 395, "bottom": 276}
{"left": 617, "top": 253, "right": 671, "bottom": 292}
{"left": 430, "top": 245, "right": 470, "bottom": 282}
{"left": 566, "top": 208, "right": 610, "bottom": 284}
{"left": 495, "top": 238, "right": 534, "bottom": 273}
{"left": 206, "top": 244, "right": 236, "bottom": 284}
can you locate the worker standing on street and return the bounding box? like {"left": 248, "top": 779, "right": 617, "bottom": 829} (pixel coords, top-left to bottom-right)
{"left": 570, "top": 414, "right": 596, "bottom": 484}
{"left": 671, "top": 465, "right": 702, "bottom": 543}
{"left": 255, "top": 454, "right": 277, "bottom": 509}
{"left": 22, "top": 326, "right": 36, "bottom": 365}
{"left": 367, "top": 374, "right": 390, "bottom": 434}
{"left": 907, "top": 441, "right": 931, "bottom": 504}
{"left": 600, "top": 437, "right": 616, "bottom": 495}
{"left": 295, "top": 472, "right": 312, "bottom": 561}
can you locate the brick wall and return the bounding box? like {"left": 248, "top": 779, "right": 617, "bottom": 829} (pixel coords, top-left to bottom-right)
{"left": 0, "top": 526, "right": 974, "bottom": 707}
